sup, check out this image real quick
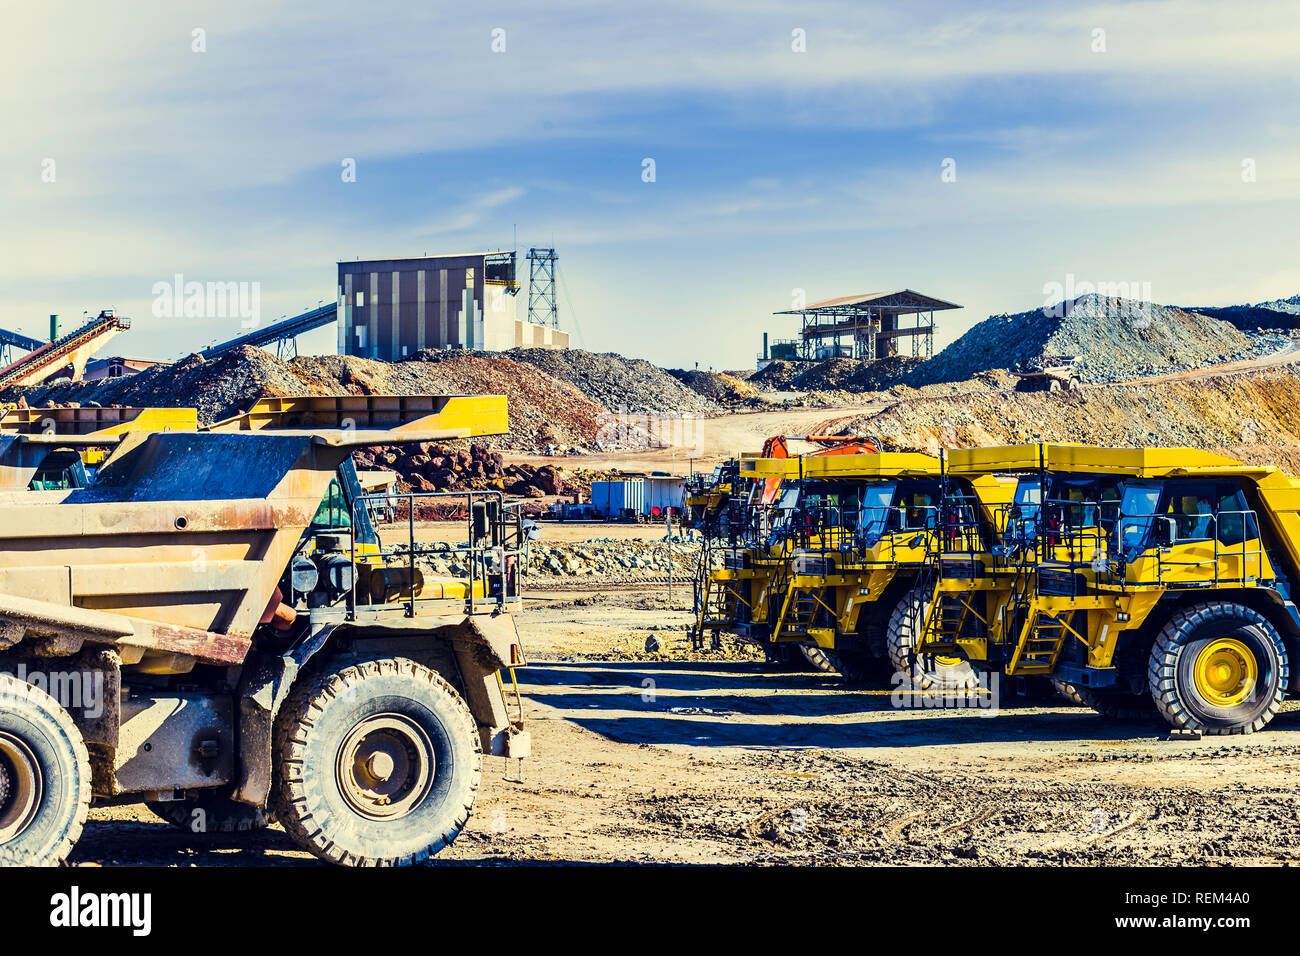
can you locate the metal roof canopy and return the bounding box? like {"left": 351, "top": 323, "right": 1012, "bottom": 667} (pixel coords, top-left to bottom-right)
{"left": 773, "top": 289, "right": 961, "bottom": 362}
{"left": 945, "top": 443, "right": 1276, "bottom": 479}
{"left": 741, "top": 452, "right": 941, "bottom": 479}
{"left": 776, "top": 290, "right": 962, "bottom": 317}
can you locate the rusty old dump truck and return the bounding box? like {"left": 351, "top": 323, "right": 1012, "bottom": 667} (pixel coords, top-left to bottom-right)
{"left": 0, "top": 395, "right": 530, "bottom": 866}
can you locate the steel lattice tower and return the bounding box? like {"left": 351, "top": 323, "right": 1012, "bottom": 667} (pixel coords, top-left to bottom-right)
{"left": 526, "top": 248, "right": 558, "bottom": 328}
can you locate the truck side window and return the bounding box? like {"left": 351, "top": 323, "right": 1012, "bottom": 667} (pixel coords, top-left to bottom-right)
{"left": 1215, "top": 487, "right": 1254, "bottom": 546}
{"left": 1167, "top": 495, "right": 1213, "bottom": 542}
{"left": 312, "top": 478, "right": 351, "bottom": 530}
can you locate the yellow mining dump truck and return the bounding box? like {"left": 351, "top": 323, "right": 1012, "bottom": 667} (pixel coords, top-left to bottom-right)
{"left": 686, "top": 459, "right": 741, "bottom": 538}
{"left": 902, "top": 445, "right": 1116, "bottom": 697}
{"left": 691, "top": 454, "right": 806, "bottom": 664}
{"left": 0, "top": 395, "right": 530, "bottom": 866}
{"left": 912, "top": 443, "right": 1300, "bottom": 734}
{"left": 0, "top": 405, "right": 200, "bottom": 491}
{"left": 752, "top": 452, "right": 1015, "bottom": 682}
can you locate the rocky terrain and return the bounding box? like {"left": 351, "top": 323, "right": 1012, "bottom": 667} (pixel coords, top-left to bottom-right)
{"left": 1192, "top": 294, "right": 1300, "bottom": 332}
{"left": 410, "top": 535, "right": 700, "bottom": 581}
{"left": 913, "top": 294, "right": 1258, "bottom": 385}
{"left": 841, "top": 360, "right": 1300, "bottom": 472}
{"left": 751, "top": 355, "right": 924, "bottom": 393}
{"left": 667, "top": 368, "right": 763, "bottom": 405}
{"left": 495, "top": 347, "right": 720, "bottom": 417}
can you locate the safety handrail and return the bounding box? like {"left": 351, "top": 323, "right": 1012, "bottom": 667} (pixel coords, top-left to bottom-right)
{"left": 349, "top": 488, "right": 527, "bottom": 617}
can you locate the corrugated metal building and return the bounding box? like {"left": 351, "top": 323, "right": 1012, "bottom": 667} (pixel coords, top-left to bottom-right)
{"left": 591, "top": 476, "right": 686, "bottom": 518}
{"left": 337, "top": 252, "right": 569, "bottom": 360}
{"left": 591, "top": 479, "right": 647, "bottom": 519}
{"left": 644, "top": 475, "right": 686, "bottom": 514}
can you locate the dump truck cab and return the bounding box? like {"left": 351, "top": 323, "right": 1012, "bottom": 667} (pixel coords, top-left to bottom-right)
{"left": 741, "top": 452, "right": 945, "bottom": 681}
{"left": 913, "top": 443, "right": 1300, "bottom": 734}
{"left": 692, "top": 455, "right": 799, "bottom": 659}
{"left": 910, "top": 445, "right": 1122, "bottom": 693}
{"left": 691, "top": 436, "right": 887, "bottom": 670}
{"left": 0, "top": 394, "right": 530, "bottom": 867}
{"left": 686, "top": 459, "right": 739, "bottom": 536}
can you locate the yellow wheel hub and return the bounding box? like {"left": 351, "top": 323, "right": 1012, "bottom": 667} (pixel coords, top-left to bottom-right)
{"left": 1193, "top": 638, "right": 1258, "bottom": 708}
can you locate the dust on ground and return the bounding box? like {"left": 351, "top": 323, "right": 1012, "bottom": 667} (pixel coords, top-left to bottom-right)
{"left": 72, "top": 578, "right": 1300, "bottom": 867}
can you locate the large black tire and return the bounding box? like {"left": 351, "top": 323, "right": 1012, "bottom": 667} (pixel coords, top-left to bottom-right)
{"left": 1148, "top": 602, "right": 1288, "bottom": 735}
{"left": 273, "top": 657, "right": 482, "bottom": 866}
{"left": 886, "top": 590, "right": 977, "bottom": 689}
{"left": 147, "top": 788, "right": 271, "bottom": 834}
{"left": 828, "top": 648, "right": 881, "bottom": 686}
{"left": 1074, "top": 684, "right": 1160, "bottom": 721}
{"left": 1052, "top": 679, "right": 1086, "bottom": 706}
{"left": 0, "top": 674, "right": 90, "bottom": 866}
{"left": 798, "top": 643, "right": 837, "bottom": 673}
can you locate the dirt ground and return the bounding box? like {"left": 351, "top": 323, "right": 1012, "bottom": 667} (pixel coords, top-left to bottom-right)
{"left": 72, "top": 578, "right": 1300, "bottom": 867}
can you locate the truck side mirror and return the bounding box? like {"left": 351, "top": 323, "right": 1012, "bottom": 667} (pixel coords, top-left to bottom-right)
{"left": 1154, "top": 517, "right": 1175, "bottom": 547}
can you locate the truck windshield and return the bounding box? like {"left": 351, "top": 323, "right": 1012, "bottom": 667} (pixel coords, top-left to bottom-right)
{"left": 858, "top": 482, "right": 898, "bottom": 544}
{"left": 1049, "top": 476, "right": 1122, "bottom": 529}
{"left": 1119, "top": 481, "right": 1162, "bottom": 557}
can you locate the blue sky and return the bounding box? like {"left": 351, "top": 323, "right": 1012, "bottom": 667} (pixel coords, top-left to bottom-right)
{"left": 2, "top": 0, "right": 1298, "bottom": 368}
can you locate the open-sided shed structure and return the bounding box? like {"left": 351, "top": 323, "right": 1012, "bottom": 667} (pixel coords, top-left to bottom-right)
{"left": 774, "top": 289, "right": 961, "bottom": 361}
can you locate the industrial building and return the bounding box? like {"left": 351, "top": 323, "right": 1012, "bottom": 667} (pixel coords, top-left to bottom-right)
{"left": 337, "top": 251, "right": 569, "bottom": 361}
{"left": 765, "top": 289, "right": 961, "bottom": 364}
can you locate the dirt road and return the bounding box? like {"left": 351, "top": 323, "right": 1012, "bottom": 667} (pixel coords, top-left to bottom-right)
{"left": 71, "top": 583, "right": 1300, "bottom": 867}
{"left": 1108, "top": 339, "right": 1300, "bottom": 386}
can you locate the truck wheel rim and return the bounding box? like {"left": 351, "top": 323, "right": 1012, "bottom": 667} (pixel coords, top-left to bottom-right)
{"left": 336, "top": 714, "right": 435, "bottom": 821}
{"left": 0, "top": 731, "right": 43, "bottom": 843}
{"left": 1193, "top": 638, "right": 1257, "bottom": 708}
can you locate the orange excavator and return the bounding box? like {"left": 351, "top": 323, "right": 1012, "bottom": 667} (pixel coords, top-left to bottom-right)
{"left": 753, "top": 434, "right": 881, "bottom": 506}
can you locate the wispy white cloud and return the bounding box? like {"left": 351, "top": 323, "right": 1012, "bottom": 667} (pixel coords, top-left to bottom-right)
{"left": 1, "top": 0, "right": 1298, "bottom": 366}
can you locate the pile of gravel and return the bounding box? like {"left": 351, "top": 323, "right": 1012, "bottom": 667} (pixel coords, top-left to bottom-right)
{"left": 914, "top": 294, "right": 1257, "bottom": 385}
{"left": 790, "top": 355, "right": 921, "bottom": 392}
{"left": 498, "top": 347, "right": 720, "bottom": 417}
{"left": 2, "top": 346, "right": 305, "bottom": 423}
{"left": 1188, "top": 294, "right": 1300, "bottom": 332}
{"left": 666, "top": 369, "right": 763, "bottom": 405}
{"left": 749, "top": 360, "right": 804, "bottom": 390}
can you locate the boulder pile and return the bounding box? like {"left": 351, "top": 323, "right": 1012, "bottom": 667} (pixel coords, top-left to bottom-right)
{"left": 408, "top": 537, "right": 700, "bottom": 580}
{"left": 520, "top": 538, "right": 699, "bottom": 578}
{"left": 355, "top": 442, "right": 567, "bottom": 498}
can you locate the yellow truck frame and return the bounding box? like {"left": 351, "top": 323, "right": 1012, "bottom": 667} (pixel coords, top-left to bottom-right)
{"left": 718, "top": 452, "right": 1014, "bottom": 682}
{"left": 692, "top": 454, "right": 802, "bottom": 662}
{"left": 914, "top": 443, "right": 1300, "bottom": 734}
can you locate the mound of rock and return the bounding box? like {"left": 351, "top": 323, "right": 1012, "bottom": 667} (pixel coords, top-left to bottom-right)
{"left": 667, "top": 369, "right": 763, "bottom": 405}
{"left": 790, "top": 355, "right": 921, "bottom": 392}
{"left": 498, "top": 347, "right": 720, "bottom": 417}
{"left": 915, "top": 294, "right": 1255, "bottom": 385}
{"left": 749, "top": 360, "right": 804, "bottom": 390}
{"left": 355, "top": 442, "right": 568, "bottom": 497}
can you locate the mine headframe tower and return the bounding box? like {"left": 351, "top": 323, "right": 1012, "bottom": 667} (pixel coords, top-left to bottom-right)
{"left": 526, "top": 248, "right": 559, "bottom": 329}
